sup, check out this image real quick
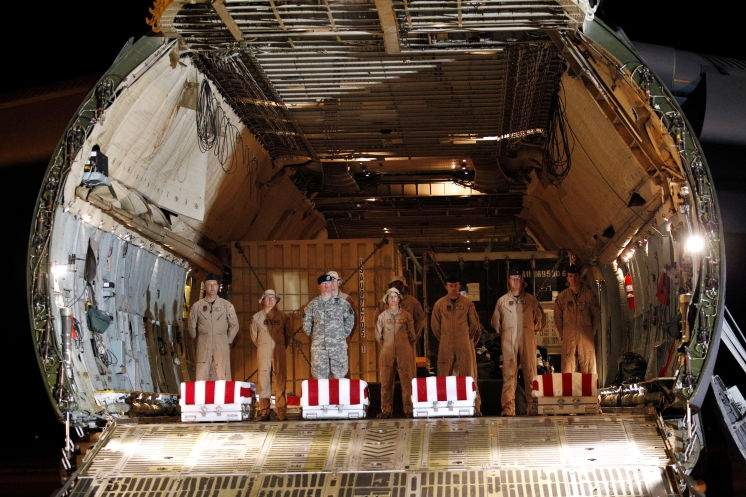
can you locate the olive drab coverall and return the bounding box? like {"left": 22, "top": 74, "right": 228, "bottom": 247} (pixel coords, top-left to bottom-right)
{"left": 491, "top": 292, "right": 545, "bottom": 416}
{"left": 431, "top": 295, "right": 481, "bottom": 377}
{"left": 303, "top": 295, "right": 355, "bottom": 378}
{"left": 554, "top": 285, "right": 599, "bottom": 374}
{"left": 376, "top": 309, "right": 417, "bottom": 416}
{"left": 188, "top": 297, "right": 239, "bottom": 380}
{"left": 250, "top": 308, "right": 290, "bottom": 416}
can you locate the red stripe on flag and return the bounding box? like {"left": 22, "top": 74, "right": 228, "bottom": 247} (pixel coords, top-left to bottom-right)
{"left": 329, "top": 378, "right": 340, "bottom": 405}
{"left": 436, "top": 376, "right": 447, "bottom": 401}
{"left": 542, "top": 374, "right": 554, "bottom": 397}
{"left": 224, "top": 381, "right": 235, "bottom": 403}
{"left": 308, "top": 379, "right": 319, "bottom": 406}
{"left": 185, "top": 382, "right": 195, "bottom": 405}
{"left": 562, "top": 373, "right": 573, "bottom": 396}
{"left": 239, "top": 386, "right": 252, "bottom": 398}
{"left": 456, "top": 376, "right": 467, "bottom": 400}
{"left": 205, "top": 381, "right": 215, "bottom": 404}
{"left": 582, "top": 374, "right": 592, "bottom": 396}
{"left": 350, "top": 379, "right": 360, "bottom": 405}
{"left": 417, "top": 377, "right": 428, "bottom": 402}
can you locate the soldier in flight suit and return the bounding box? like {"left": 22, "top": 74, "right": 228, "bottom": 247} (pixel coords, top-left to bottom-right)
{"left": 431, "top": 274, "right": 482, "bottom": 414}
{"left": 386, "top": 275, "right": 427, "bottom": 347}
{"left": 303, "top": 274, "right": 355, "bottom": 378}
{"left": 554, "top": 264, "right": 599, "bottom": 374}
{"left": 250, "top": 289, "right": 290, "bottom": 421}
{"left": 188, "top": 275, "right": 239, "bottom": 380}
{"left": 376, "top": 287, "right": 416, "bottom": 418}
{"left": 491, "top": 267, "right": 545, "bottom": 416}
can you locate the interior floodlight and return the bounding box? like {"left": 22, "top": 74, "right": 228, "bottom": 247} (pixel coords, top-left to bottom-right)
{"left": 685, "top": 234, "right": 705, "bottom": 254}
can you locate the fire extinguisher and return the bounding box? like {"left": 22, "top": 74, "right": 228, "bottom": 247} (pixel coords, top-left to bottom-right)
{"left": 625, "top": 273, "right": 636, "bottom": 310}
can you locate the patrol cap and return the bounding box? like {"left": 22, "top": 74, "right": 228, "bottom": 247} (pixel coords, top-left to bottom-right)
{"left": 317, "top": 273, "right": 334, "bottom": 284}
{"left": 445, "top": 273, "right": 460, "bottom": 283}
{"left": 508, "top": 266, "right": 523, "bottom": 279}
{"left": 205, "top": 273, "right": 220, "bottom": 282}
{"left": 382, "top": 287, "right": 402, "bottom": 304}
{"left": 259, "top": 289, "right": 281, "bottom": 304}
{"left": 326, "top": 270, "right": 342, "bottom": 281}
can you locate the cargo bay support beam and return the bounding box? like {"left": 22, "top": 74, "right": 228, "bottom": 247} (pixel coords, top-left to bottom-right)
{"left": 374, "top": 0, "right": 401, "bottom": 54}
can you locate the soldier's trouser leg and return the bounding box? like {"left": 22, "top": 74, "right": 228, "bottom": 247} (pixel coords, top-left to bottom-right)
{"left": 329, "top": 345, "right": 349, "bottom": 378}
{"left": 195, "top": 337, "right": 212, "bottom": 380}
{"left": 501, "top": 335, "right": 518, "bottom": 416}
{"left": 257, "top": 360, "right": 272, "bottom": 399}
{"left": 379, "top": 344, "right": 395, "bottom": 415}
{"left": 256, "top": 398, "right": 271, "bottom": 421}
{"left": 519, "top": 332, "right": 538, "bottom": 415}
{"left": 395, "top": 346, "right": 415, "bottom": 416}
{"left": 469, "top": 345, "right": 481, "bottom": 415}
{"left": 214, "top": 339, "right": 232, "bottom": 380}
{"left": 437, "top": 340, "right": 455, "bottom": 376}
{"left": 272, "top": 350, "right": 287, "bottom": 419}
{"left": 561, "top": 331, "right": 578, "bottom": 373}
{"left": 453, "top": 338, "right": 474, "bottom": 377}
{"left": 311, "top": 346, "right": 331, "bottom": 379}
{"left": 195, "top": 360, "right": 211, "bottom": 381}
{"left": 577, "top": 330, "right": 597, "bottom": 374}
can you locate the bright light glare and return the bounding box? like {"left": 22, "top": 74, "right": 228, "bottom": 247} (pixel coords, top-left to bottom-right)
{"left": 685, "top": 234, "right": 705, "bottom": 254}
{"left": 51, "top": 264, "right": 68, "bottom": 279}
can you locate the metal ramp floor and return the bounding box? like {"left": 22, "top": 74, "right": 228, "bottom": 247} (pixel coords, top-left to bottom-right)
{"left": 65, "top": 414, "right": 678, "bottom": 497}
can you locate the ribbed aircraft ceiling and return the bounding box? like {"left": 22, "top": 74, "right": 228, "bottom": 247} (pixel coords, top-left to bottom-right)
{"left": 156, "top": 0, "right": 586, "bottom": 248}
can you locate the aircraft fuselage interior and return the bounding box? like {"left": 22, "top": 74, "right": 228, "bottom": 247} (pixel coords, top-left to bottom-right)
{"left": 28, "top": 2, "right": 725, "bottom": 493}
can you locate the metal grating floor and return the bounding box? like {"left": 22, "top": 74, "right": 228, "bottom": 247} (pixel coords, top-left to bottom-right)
{"left": 68, "top": 415, "right": 679, "bottom": 497}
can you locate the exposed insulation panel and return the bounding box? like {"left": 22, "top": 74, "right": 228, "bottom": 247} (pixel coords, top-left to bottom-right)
{"left": 522, "top": 73, "right": 665, "bottom": 262}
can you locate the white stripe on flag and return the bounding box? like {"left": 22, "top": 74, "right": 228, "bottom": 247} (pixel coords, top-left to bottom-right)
{"left": 196, "top": 381, "right": 206, "bottom": 405}
{"left": 215, "top": 380, "right": 226, "bottom": 405}
{"left": 318, "top": 379, "right": 330, "bottom": 406}
{"left": 339, "top": 379, "right": 350, "bottom": 405}
{"left": 446, "top": 376, "right": 457, "bottom": 399}
{"left": 427, "top": 377, "right": 437, "bottom": 402}
{"left": 553, "top": 375, "right": 563, "bottom": 397}
{"left": 301, "top": 380, "right": 309, "bottom": 407}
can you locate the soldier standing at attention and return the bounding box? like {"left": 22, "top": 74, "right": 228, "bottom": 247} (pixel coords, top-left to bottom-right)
{"left": 491, "top": 267, "right": 545, "bottom": 416}
{"left": 188, "top": 274, "right": 239, "bottom": 380}
{"left": 303, "top": 274, "right": 355, "bottom": 378}
{"left": 431, "top": 274, "right": 482, "bottom": 376}
{"left": 376, "top": 287, "right": 416, "bottom": 418}
{"left": 554, "top": 264, "right": 599, "bottom": 374}
{"left": 250, "top": 289, "right": 290, "bottom": 421}
{"left": 385, "top": 275, "right": 427, "bottom": 348}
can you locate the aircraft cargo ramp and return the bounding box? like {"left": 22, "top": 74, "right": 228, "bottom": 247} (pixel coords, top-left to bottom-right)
{"left": 61, "top": 414, "right": 678, "bottom": 497}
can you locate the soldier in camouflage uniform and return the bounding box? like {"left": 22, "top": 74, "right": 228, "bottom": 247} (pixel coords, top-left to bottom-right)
{"left": 303, "top": 274, "right": 355, "bottom": 378}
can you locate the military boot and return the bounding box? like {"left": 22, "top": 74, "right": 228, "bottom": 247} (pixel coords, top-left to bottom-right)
{"left": 256, "top": 398, "right": 271, "bottom": 421}
{"left": 275, "top": 405, "right": 287, "bottom": 422}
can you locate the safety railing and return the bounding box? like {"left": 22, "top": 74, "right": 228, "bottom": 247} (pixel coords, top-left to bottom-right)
{"left": 722, "top": 306, "right": 746, "bottom": 374}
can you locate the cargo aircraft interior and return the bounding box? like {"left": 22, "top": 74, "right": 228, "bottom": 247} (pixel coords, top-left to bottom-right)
{"left": 27, "top": 2, "right": 737, "bottom": 496}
